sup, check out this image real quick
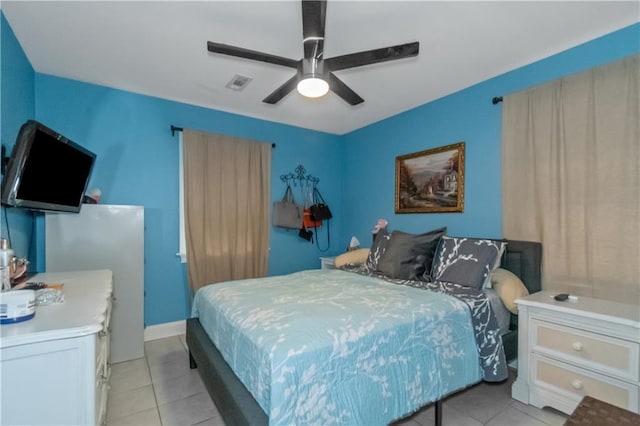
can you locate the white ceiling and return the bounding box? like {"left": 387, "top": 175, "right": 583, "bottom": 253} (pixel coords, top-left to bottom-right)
{"left": 3, "top": 1, "right": 638, "bottom": 135}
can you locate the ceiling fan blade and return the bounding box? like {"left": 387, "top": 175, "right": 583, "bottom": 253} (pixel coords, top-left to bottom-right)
{"left": 328, "top": 73, "right": 364, "bottom": 106}
{"left": 262, "top": 75, "right": 299, "bottom": 104}
{"left": 302, "top": 0, "right": 327, "bottom": 59}
{"left": 325, "top": 41, "right": 419, "bottom": 72}
{"left": 207, "top": 41, "right": 298, "bottom": 68}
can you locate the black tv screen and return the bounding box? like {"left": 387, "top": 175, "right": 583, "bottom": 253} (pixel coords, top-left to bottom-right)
{"left": 1, "top": 120, "right": 96, "bottom": 213}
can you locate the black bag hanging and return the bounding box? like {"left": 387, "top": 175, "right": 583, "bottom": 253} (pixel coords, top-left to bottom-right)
{"left": 298, "top": 227, "right": 313, "bottom": 242}
{"left": 310, "top": 187, "right": 332, "bottom": 221}
{"left": 308, "top": 186, "right": 331, "bottom": 251}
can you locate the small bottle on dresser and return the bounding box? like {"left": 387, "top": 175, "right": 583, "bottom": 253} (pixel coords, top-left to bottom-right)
{"left": 0, "top": 238, "right": 14, "bottom": 291}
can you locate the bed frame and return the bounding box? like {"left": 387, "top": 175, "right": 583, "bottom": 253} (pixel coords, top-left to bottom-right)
{"left": 186, "top": 239, "right": 542, "bottom": 426}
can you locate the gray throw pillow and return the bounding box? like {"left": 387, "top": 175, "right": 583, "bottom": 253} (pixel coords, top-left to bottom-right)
{"left": 431, "top": 236, "right": 507, "bottom": 289}
{"left": 376, "top": 227, "right": 447, "bottom": 280}
{"left": 364, "top": 228, "right": 391, "bottom": 273}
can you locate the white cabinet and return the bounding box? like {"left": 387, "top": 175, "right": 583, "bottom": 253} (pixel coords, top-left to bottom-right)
{"left": 0, "top": 270, "right": 113, "bottom": 426}
{"left": 320, "top": 256, "right": 336, "bottom": 269}
{"left": 45, "top": 204, "right": 144, "bottom": 363}
{"left": 512, "top": 291, "right": 640, "bottom": 415}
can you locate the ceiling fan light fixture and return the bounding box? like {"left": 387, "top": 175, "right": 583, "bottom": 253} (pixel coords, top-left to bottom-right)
{"left": 297, "top": 76, "right": 329, "bottom": 98}
{"left": 207, "top": 1, "right": 419, "bottom": 105}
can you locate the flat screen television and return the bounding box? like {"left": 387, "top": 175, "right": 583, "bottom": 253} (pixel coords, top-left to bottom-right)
{"left": 1, "top": 120, "right": 96, "bottom": 213}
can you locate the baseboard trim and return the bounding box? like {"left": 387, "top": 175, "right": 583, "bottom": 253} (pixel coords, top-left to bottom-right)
{"left": 144, "top": 320, "right": 186, "bottom": 341}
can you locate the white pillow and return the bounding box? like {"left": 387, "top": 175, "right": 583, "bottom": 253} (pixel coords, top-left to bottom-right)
{"left": 490, "top": 268, "right": 529, "bottom": 314}
{"left": 334, "top": 248, "right": 370, "bottom": 268}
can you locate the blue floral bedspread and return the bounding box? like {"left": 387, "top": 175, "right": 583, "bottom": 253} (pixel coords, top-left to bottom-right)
{"left": 192, "top": 269, "right": 484, "bottom": 425}
{"left": 356, "top": 272, "right": 509, "bottom": 383}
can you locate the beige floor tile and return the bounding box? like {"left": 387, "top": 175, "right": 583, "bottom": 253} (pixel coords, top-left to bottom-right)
{"left": 510, "top": 400, "right": 569, "bottom": 426}
{"left": 106, "top": 384, "right": 157, "bottom": 423}
{"left": 444, "top": 379, "right": 515, "bottom": 424}
{"left": 148, "top": 352, "right": 192, "bottom": 383}
{"left": 153, "top": 368, "right": 207, "bottom": 405}
{"left": 485, "top": 405, "right": 548, "bottom": 426}
{"left": 145, "top": 335, "right": 187, "bottom": 365}
{"left": 179, "top": 333, "right": 189, "bottom": 350}
{"left": 106, "top": 407, "right": 161, "bottom": 426}
{"left": 158, "top": 392, "right": 220, "bottom": 426}
{"left": 109, "top": 357, "right": 151, "bottom": 393}
{"left": 111, "top": 356, "right": 148, "bottom": 375}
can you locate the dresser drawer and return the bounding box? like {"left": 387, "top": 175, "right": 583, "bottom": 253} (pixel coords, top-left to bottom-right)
{"left": 532, "top": 319, "right": 639, "bottom": 381}
{"left": 532, "top": 356, "right": 638, "bottom": 412}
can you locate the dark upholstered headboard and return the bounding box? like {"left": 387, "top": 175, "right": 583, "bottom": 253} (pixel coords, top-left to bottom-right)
{"left": 501, "top": 240, "right": 542, "bottom": 294}
{"left": 371, "top": 233, "right": 542, "bottom": 294}
{"left": 500, "top": 240, "right": 542, "bottom": 360}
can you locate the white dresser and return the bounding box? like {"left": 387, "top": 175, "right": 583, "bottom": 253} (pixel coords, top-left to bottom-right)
{"left": 512, "top": 291, "right": 640, "bottom": 415}
{"left": 0, "top": 270, "right": 113, "bottom": 426}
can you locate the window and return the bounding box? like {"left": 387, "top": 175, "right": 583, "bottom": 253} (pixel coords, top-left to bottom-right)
{"left": 177, "top": 132, "right": 187, "bottom": 263}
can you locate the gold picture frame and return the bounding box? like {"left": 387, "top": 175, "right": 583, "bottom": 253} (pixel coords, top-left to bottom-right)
{"left": 395, "top": 142, "right": 465, "bottom": 213}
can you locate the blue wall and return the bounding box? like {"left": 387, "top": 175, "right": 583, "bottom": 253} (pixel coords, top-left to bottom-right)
{"left": 0, "top": 12, "right": 36, "bottom": 266}
{"left": 341, "top": 23, "right": 640, "bottom": 243}
{"left": 33, "top": 74, "right": 343, "bottom": 326}
{"left": 2, "top": 12, "right": 638, "bottom": 327}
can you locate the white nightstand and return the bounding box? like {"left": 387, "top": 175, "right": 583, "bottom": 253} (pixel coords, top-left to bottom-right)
{"left": 512, "top": 291, "right": 640, "bottom": 415}
{"left": 320, "top": 256, "right": 336, "bottom": 269}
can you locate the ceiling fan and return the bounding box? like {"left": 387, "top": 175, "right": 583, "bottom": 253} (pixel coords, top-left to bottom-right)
{"left": 207, "top": 0, "right": 419, "bottom": 105}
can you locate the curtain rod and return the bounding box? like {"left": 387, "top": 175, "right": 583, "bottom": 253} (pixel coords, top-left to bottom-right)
{"left": 492, "top": 96, "right": 503, "bottom": 104}
{"left": 171, "top": 125, "right": 276, "bottom": 148}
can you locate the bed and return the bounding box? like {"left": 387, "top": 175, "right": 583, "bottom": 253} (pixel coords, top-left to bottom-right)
{"left": 186, "top": 237, "right": 541, "bottom": 426}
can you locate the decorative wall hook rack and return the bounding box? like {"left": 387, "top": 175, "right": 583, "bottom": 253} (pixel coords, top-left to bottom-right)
{"left": 280, "top": 164, "right": 319, "bottom": 187}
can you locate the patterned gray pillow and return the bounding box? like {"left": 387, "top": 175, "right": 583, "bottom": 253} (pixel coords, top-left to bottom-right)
{"left": 364, "top": 228, "right": 391, "bottom": 273}
{"left": 431, "top": 236, "right": 507, "bottom": 289}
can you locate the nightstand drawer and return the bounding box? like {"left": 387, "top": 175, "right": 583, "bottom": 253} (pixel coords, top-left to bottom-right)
{"left": 532, "top": 319, "right": 639, "bottom": 381}
{"left": 533, "top": 356, "right": 638, "bottom": 412}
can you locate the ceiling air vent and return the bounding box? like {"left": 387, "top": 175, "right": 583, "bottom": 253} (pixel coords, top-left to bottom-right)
{"left": 225, "top": 74, "right": 252, "bottom": 91}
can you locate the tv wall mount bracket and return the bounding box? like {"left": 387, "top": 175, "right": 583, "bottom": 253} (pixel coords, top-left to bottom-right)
{"left": 1, "top": 145, "right": 9, "bottom": 176}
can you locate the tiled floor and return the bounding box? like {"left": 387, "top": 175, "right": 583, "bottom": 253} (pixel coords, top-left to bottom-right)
{"left": 106, "top": 335, "right": 569, "bottom": 426}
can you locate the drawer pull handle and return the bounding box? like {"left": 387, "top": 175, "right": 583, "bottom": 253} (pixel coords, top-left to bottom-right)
{"left": 571, "top": 379, "right": 583, "bottom": 390}
{"left": 571, "top": 342, "right": 584, "bottom": 351}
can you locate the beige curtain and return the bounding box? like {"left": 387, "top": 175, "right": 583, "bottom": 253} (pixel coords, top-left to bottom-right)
{"left": 502, "top": 54, "right": 639, "bottom": 304}
{"left": 183, "top": 129, "right": 271, "bottom": 293}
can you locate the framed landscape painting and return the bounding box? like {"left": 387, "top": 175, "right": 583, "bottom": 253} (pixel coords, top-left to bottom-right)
{"left": 395, "top": 142, "right": 465, "bottom": 213}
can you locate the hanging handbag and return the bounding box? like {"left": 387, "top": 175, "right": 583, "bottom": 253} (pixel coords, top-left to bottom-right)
{"left": 306, "top": 186, "right": 330, "bottom": 251}
{"left": 303, "top": 207, "right": 322, "bottom": 228}
{"left": 310, "top": 187, "right": 332, "bottom": 221}
{"left": 298, "top": 226, "right": 313, "bottom": 242}
{"left": 273, "top": 184, "right": 303, "bottom": 229}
